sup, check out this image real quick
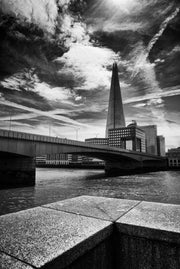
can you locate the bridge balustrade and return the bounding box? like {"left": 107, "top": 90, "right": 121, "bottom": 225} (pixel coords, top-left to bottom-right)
{"left": 8, "top": 131, "right": 14, "bottom": 138}
{"left": 21, "top": 133, "right": 24, "bottom": 139}
{"left": 19, "top": 133, "right": 23, "bottom": 139}
{"left": 13, "top": 131, "right": 17, "bottom": 138}
{"left": 2, "top": 130, "right": 8, "bottom": 137}
{"left": 35, "top": 135, "right": 41, "bottom": 141}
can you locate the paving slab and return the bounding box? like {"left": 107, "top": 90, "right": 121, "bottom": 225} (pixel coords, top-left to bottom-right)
{"left": 0, "top": 207, "right": 112, "bottom": 268}
{"left": 0, "top": 252, "right": 33, "bottom": 269}
{"left": 42, "top": 195, "right": 140, "bottom": 221}
{"left": 116, "top": 201, "right": 180, "bottom": 243}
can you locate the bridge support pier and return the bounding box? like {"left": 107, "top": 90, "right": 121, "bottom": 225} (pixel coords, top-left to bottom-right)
{"left": 105, "top": 159, "right": 141, "bottom": 176}
{"left": 0, "top": 153, "right": 35, "bottom": 188}
{"left": 105, "top": 158, "right": 167, "bottom": 176}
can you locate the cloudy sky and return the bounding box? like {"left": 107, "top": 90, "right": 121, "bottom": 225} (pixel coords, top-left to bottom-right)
{"left": 0, "top": 0, "right": 179, "bottom": 149}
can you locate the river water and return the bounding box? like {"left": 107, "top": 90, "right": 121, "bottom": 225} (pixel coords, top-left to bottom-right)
{"left": 0, "top": 169, "right": 180, "bottom": 216}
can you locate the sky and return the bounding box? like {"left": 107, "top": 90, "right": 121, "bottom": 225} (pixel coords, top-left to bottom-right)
{"left": 0, "top": 0, "right": 179, "bottom": 150}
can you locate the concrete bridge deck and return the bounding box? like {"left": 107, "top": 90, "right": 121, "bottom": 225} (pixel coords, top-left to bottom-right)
{"left": 0, "top": 129, "right": 167, "bottom": 187}
{"left": 0, "top": 128, "right": 164, "bottom": 160}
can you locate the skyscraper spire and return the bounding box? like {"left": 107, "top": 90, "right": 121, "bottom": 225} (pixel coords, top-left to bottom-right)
{"left": 105, "top": 63, "right": 125, "bottom": 137}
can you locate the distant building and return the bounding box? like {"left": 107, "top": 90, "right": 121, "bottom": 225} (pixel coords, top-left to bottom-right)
{"left": 108, "top": 122, "right": 146, "bottom": 152}
{"left": 166, "top": 147, "right": 180, "bottom": 168}
{"left": 85, "top": 138, "right": 109, "bottom": 146}
{"left": 157, "top": 135, "right": 166, "bottom": 156}
{"left": 139, "top": 125, "right": 157, "bottom": 155}
{"left": 68, "top": 154, "right": 82, "bottom": 164}
{"left": 35, "top": 155, "right": 46, "bottom": 165}
{"left": 46, "top": 153, "right": 70, "bottom": 165}
{"left": 36, "top": 153, "right": 103, "bottom": 166}
{"left": 84, "top": 63, "right": 166, "bottom": 157}
{"left": 82, "top": 156, "right": 105, "bottom": 165}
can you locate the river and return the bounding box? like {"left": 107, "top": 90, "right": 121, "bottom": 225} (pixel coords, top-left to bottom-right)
{"left": 0, "top": 169, "right": 180, "bottom": 216}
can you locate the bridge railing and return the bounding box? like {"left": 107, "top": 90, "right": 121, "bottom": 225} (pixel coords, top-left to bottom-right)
{"left": 0, "top": 128, "right": 118, "bottom": 152}
{"left": 0, "top": 128, "right": 164, "bottom": 159}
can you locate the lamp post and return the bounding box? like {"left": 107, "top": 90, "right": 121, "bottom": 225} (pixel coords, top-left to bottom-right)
{"left": 9, "top": 112, "right": 12, "bottom": 131}
{"left": 75, "top": 127, "right": 80, "bottom": 140}
{"left": 49, "top": 123, "right": 51, "bottom": 136}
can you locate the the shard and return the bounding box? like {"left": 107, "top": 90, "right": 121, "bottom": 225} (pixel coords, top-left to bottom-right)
{"left": 105, "top": 63, "right": 126, "bottom": 137}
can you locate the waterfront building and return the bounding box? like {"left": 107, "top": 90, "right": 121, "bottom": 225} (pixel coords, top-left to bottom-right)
{"left": 157, "top": 135, "right": 166, "bottom": 156}
{"left": 36, "top": 153, "right": 103, "bottom": 166}
{"left": 85, "top": 137, "right": 109, "bottom": 146}
{"left": 68, "top": 154, "right": 83, "bottom": 164}
{"left": 105, "top": 63, "right": 125, "bottom": 137}
{"left": 46, "top": 153, "right": 70, "bottom": 165}
{"left": 166, "top": 147, "right": 180, "bottom": 168}
{"left": 139, "top": 125, "right": 158, "bottom": 155}
{"left": 108, "top": 121, "right": 146, "bottom": 152}
{"left": 35, "top": 155, "right": 46, "bottom": 165}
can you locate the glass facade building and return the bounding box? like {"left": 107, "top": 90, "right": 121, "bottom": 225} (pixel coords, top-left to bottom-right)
{"left": 139, "top": 125, "right": 157, "bottom": 155}
{"left": 108, "top": 126, "right": 146, "bottom": 152}
{"left": 157, "top": 135, "right": 166, "bottom": 156}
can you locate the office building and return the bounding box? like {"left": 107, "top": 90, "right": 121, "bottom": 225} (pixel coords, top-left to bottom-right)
{"left": 139, "top": 125, "right": 157, "bottom": 155}
{"left": 46, "top": 153, "right": 70, "bottom": 165}
{"left": 85, "top": 138, "right": 109, "bottom": 146}
{"left": 108, "top": 122, "right": 146, "bottom": 152}
{"left": 68, "top": 154, "right": 83, "bottom": 163}
{"left": 87, "top": 63, "right": 126, "bottom": 146}
{"left": 166, "top": 147, "right": 180, "bottom": 168}
{"left": 106, "top": 63, "right": 125, "bottom": 137}
{"left": 35, "top": 155, "right": 46, "bottom": 165}
{"left": 36, "top": 153, "right": 101, "bottom": 166}
{"left": 167, "top": 147, "right": 180, "bottom": 167}
{"left": 157, "top": 135, "right": 166, "bottom": 156}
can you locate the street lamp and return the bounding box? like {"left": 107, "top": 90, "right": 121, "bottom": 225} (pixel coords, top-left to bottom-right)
{"left": 49, "top": 123, "right": 51, "bottom": 136}
{"left": 9, "top": 112, "right": 12, "bottom": 131}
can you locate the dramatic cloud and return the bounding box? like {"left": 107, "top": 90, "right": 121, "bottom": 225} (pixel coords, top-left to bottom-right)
{"left": 1, "top": 0, "right": 58, "bottom": 34}
{"left": 56, "top": 44, "right": 118, "bottom": 90}
{"left": 0, "top": 0, "right": 179, "bottom": 149}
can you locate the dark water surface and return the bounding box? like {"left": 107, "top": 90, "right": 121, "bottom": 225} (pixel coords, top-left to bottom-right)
{"left": 0, "top": 169, "right": 180, "bottom": 216}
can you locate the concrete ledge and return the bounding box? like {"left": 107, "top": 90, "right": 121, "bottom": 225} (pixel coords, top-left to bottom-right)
{"left": 116, "top": 201, "right": 180, "bottom": 243}
{"left": 42, "top": 195, "right": 140, "bottom": 221}
{"left": 0, "top": 206, "right": 112, "bottom": 268}
{"left": 115, "top": 200, "right": 180, "bottom": 269}
{"left": 0, "top": 252, "right": 33, "bottom": 269}
{"left": 0, "top": 196, "right": 180, "bottom": 269}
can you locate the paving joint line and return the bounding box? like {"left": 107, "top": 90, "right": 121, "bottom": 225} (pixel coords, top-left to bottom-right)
{"left": 41, "top": 205, "right": 113, "bottom": 223}
{"left": 0, "top": 249, "right": 37, "bottom": 268}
